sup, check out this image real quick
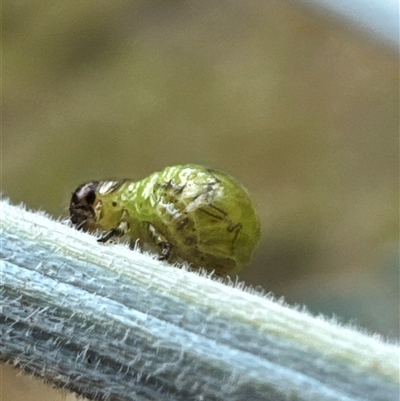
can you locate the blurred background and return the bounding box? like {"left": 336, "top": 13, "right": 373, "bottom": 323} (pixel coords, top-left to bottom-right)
{"left": 2, "top": 0, "right": 399, "bottom": 400}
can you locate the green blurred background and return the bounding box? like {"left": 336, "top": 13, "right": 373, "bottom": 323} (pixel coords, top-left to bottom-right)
{"left": 3, "top": 0, "right": 399, "bottom": 341}
{"left": 3, "top": 1, "right": 399, "bottom": 399}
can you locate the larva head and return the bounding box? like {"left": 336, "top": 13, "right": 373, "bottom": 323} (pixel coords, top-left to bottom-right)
{"left": 69, "top": 181, "right": 99, "bottom": 230}
{"left": 70, "top": 180, "right": 129, "bottom": 233}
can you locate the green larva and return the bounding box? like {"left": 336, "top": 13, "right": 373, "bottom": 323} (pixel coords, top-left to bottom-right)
{"left": 70, "top": 164, "right": 260, "bottom": 275}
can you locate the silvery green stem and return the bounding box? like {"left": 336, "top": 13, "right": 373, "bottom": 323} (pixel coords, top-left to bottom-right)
{"left": 0, "top": 200, "right": 398, "bottom": 401}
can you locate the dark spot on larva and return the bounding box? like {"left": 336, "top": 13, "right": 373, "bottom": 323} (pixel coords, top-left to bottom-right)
{"left": 177, "top": 217, "right": 189, "bottom": 231}
{"left": 209, "top": 204, "right": 228, "bottom": 217}
{"left": 198, "top": 207, "right": 224, "bottom": 220}
{"left": 184, "top": 236, "right": 197, "bottom": 246}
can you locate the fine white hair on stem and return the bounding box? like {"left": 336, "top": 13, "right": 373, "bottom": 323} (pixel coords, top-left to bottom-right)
{"left": 1, "top": 200, "right": 399, "bottom": 401}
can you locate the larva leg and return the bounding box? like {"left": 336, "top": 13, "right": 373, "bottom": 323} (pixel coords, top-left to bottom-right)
{"left": 148, "top": 223, "right": 173, "bottom": 261}
{"left": 98, "top": 219, "right": 129, "bottom": 243}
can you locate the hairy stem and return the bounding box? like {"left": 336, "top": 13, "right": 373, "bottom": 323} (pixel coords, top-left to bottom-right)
{"left": 0, "top": 200, "right": 398, "bottom": 401}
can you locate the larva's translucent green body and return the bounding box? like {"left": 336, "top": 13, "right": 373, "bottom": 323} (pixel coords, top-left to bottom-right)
{"left": 70, "top": 165, "right": 260, "bottom": 275}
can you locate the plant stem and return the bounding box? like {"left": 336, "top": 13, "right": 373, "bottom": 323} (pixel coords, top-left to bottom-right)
{"left": 1, "top": 200, "right": 398, "bottom": 401}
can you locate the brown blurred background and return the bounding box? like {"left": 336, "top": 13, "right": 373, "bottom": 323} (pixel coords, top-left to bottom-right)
{"left": 2, "top": 1, "right": 399, "bottom": 400}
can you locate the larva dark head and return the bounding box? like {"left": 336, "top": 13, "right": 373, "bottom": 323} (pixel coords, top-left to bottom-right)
{"left": 69, "top": 181, "right": 99, "bottom": 230}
